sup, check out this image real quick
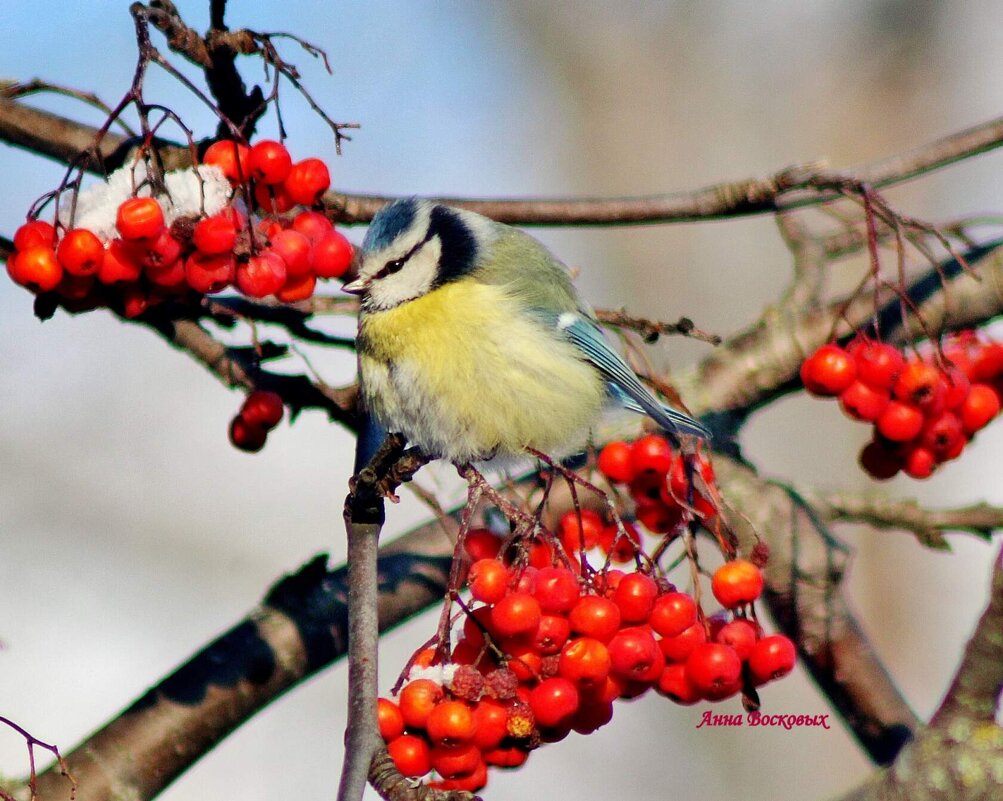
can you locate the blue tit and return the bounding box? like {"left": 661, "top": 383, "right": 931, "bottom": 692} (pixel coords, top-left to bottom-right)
{"left": 343, "top": 198, "right": 710, "bottom": 464}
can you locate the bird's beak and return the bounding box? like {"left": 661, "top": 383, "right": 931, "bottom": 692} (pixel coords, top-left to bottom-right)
{"left": 342, "top": 276, "right": 368, "bottom": 295}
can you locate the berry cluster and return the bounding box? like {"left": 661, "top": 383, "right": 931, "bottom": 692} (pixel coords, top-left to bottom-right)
{"left": 228, "top": 390, "right": 285, "bottom": 453}
{"left": 6, "top": 140, "right": 353, "bottom": 316}
{"left": 596, "top": 434, "right": 717, "bottom": 534}
{"left": 378, "top": 518, "right": 794, "bottom": 792}
{"left": 801, "top": 335, "right": 1003, "bottom": 479}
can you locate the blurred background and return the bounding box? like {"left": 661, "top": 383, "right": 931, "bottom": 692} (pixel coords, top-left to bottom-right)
{"left": 3, "top": 2, "right": 1003, "bottom": 799}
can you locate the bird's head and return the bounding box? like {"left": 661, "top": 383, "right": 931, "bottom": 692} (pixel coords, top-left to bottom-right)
{"left": 343, "top": 198, "right": 495, "bottom": 310}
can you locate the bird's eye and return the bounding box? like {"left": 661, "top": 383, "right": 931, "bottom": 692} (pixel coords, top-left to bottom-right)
{"left": 375, "top": 258, "right": 405, "bottom": 280}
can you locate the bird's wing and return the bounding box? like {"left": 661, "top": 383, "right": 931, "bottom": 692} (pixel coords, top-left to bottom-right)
{"left": 543, "top": 311, "right": 711, "bottom": 440}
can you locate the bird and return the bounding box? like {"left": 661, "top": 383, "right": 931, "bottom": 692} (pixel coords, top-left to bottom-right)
{"left": 342, "top": 198, "right": 710, "bottom": 464}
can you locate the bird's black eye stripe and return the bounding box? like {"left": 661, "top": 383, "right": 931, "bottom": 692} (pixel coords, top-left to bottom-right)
{"left": 373, "top": 229, "right": 436, "bottom": 280}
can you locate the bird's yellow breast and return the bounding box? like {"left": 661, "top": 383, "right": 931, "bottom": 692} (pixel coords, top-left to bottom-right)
{"left": 358, "top": 279, "right": 606, "bottom": 461}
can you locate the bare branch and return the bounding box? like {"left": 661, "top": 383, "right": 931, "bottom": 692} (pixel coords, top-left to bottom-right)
{"left": 812, "top": 493, "right": 1002, "bottom": 550}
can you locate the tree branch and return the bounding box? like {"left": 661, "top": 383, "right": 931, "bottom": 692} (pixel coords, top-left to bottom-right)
{"left": 811, "top": 493, "right": 1002, "bottom": 550}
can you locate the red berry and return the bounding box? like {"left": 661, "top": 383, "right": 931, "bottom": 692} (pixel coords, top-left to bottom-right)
{"left": 558, "top": 508, "right": 604, "bottom": 553}
{"left": 310, "top": 230, "right": 354, "bottom": 278}
{"left": 56, "top": 228, "right": 105, "bottom": 276}
{"left": 875, "top": 400, "right": 924, "bottom": 442}
{"left": 247, "top": 139, "right": 293, "bottom": 185}
{"left": 426, "top": 700, "right": 475, "bottom": 746}
{"left": 894, "top": 360, "right": 947, "bottom": 413}
{"left": 144, "top": 255, "right": 187, "bottom": 290}
{"left": 464, "top": 528, "right": 501, "bottom": 561}
{"left": 284, "top": 157, "right": 331, "bottom": 205}
{"left": 658, "top": 621, "right": 707, "bottom": 663}
{"left": 711, "top": 559, "right": 764, "bottom": 608}
{"left": 839, "top": 380, "right": 890, "bottom": 422}
{"left": 471, "top": 699, "right": 508, "bottom": 752}
{"left": 530, "top": 677, "right": 579, "bottom": 728}
{"left": 714, "top": 619, "right": 760, "bottom": 661}
{"left": 398, "top": 679, "right": 444, "bottom": 729}
{"left": 850, "top": 340, "right": 904, "bottom": 390}
{"left": 228, "top": 416, "right": 267, "bottom": 453}
{"left": 98, "top": 239, "right": 143, "bottom": 284}
{"left": 970, "top": 341, "right": 1003, "bottom": 381}
{"left": 942, "top": 366, "right": 971, "bottom": 410}
{"left": 483, "top": 745, "right": 528, "bottom": 769}
{"left": 534, "top": 566, "right": 580, "bottom": 614}
{"left": 55, "top": 273, "right": 96, "bottom": 301}
{"left": 204, "top": 140, "right": 250, "bottom": 183}
{"left": 611, "top": 572, "right": 658, "bottom": 624}
{"left": 468, "top": 559, "right": 509, "bottom": 605}
{"left": 685, "top": 643, "right": 742, "bottom": 700}
{"left": 607, "top": 627, "right": 664, "bottom": 684}
{"left": 429, "top": 759, "right": 488, "bottom": 793}
{"left": 747, "top": 634, "right": 797, "bottom": 684}
{"left": 649, "top": 592, "right": 697, "bottom": 638}
{"left": 291, "top": 210, "right": 334, "bottom": 242}
{"left": 269, "top": 229, "right": 313, "bottom": 277}
{"left": 254, "top": 181, "right": 295, "bottom": 214}
{"left": 920, "top": 412, "right": 965, "bottom": 460}
{"left": 241, "top": 390, "right": 284, "bottom": 429}
{"left": 568, "top": 595, "right": 621, "bottom": 643}
{"left": 597, "top": 441, "right": 636, "bottom": 483}
{"left": 534, "top": 614, "right": 571, "bottom": 655}
{"left": 490, "top": 592, "right": 542, "bottom": 638}
{"left": 430, "top": 742, "right": 482, "bottom": 779}
{"left": 192, "top": 214, "right": 238, "bottom": 255}
{"left": 237, "top": 251, "right": 288, "bottom": 297}
{"left": 656, "top": 662, "right": 701, "bottom": 705}
{"left": 859, "top": 439, "right": 902, "bottom": 480}
{"left": 570, "top": 697, "right": 615, "bottom": 734}
{"left": 597, "top": 521, "right": 642, "bottom": 563}
{"left": 276, "top": 272, "right": 317, "bottom": 303}
{"left": 558, "top": 637, "right": 611, "bottom": 689}
{"left": 116, "top": 197, "right": 165, "bottom": 240}
{"left": 903, "top": 445, "right": 936, "bottom": 479}
{"left": 185, "top": 251, "right": 235, "bottom": 294}
{"left": 8, "top": 245, "right": 62, "bottom": 292}
{"left": 377, "top": 698, "right": 405, "bottom": 742}
{"left": 13, "top": 220, "right": 56, "bottom": 251}
{"left": 386, "top": 734, "right": 431, "bottom": 778}
{"left": 960, "top": 384, "right": 1001, "bottom": 434}
{"left": 635, "top": 502, "right": 685, "bottom": 534}
{"left": 630, "top": 434, "right": 673, "bottom": 476}
{"left": 801, "top": 344, "right": 856, "bottom": 396}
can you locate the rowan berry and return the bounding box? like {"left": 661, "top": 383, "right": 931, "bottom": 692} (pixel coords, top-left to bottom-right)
{"left": 13, "top": 220, "right": 55, "bottom": 251}
{"left": 203, "top": 140, "right": 249, "bottom": 183}
{"left": 116, "top": 197, "right": 164, "bottom": 240}
{"left": 801, "top": 344, "right": 856, "bottom": 396}
{"left": 685, "top": 643, "right": 742, "bottom": 700}
{"left": 8, "top": 246, "right": 62, "bottom": 292}
{"left": 850, "top": 340, "right": 904, "bottom": 390}
{"left": 192, "top": 214, "right": 238, "bottom": 255}
{"left": 714, "top": 619, "right": 760, "bottom": 661}
{"left": 56, "top": 228, "right": 104, "bottom": 276}
{"left": 649, "top": 592, "right": 697, "bottom": 639}
{"left": 291, "top": 209, "right": 334, "bottom": 241}
{"left": 491, "top": 592, "right": 542, "bottom": 638}
{"left": 960, "top": 384, "right": 1001, "bottom": 433}
{"left": 607, "top": 627, "right": 664, "bottom": 683}
{"left": 247, "top": 139, "right": 293, "bottom": 184}
{"left": 185, "top": 251, "right": 235, "bottom": 294}
{"left": 568, "top": 595, "right": 621, "bottom": 643}
{"left": 284, "top": 157, "right": 330, "bottom": 206}
{"left": 839, "top": 381, "right": 890, "bottom": 422}
{"left": 398, "top": 679, "right": 444, "bottom": 729}
{"left": 426, "top": 700, "right": 475, "bottom": 746}
{"left": 657, "top": 621, "right": 707, "bottom": 662}
{"left": 240, "top": 390, "right": 284, "bottom": 429}
{"left": 529, "top": 677, "right": 579, "bottom": 728}
{"left": 630, "top": 434, "right": 673, "bottom": 475}
{"left": 747, "top": 634, "right": 797, "bottom": 684}
{"left": 558, "top": 637, "right": 611, "bottom": 689}
{"left": 377, "top": 697, "right": 405, "bottom": 742}
{"left": 597, "top": 440, "right": 636, "bottom": 483}
{"left": 875, "top": 400, "right": 924, "bottom": 442}
{"left": 228, "top": 416, "right": 267, "bottom": 453}
{"left": 310, "top": 230, "right": 354, "bottom": 278}
{"left": 612, "top": 572, "right": 658, "bottom": 624}
{"left": 387, "top": 734, "right": 431, "bottom": 778}
{"left": 236, "top": 251, "right": 287, "bottom": 297}
{"left": 656, "top": 662, "right": 702, "bottom": 705}
{"left": 557, "top": 508, "right": 604, "bottom": 553}
{"left": 468, "top": 559, "right": 509, "bottom": 605}
{"left": 711, "top": 559, "right": 764, "bottom": 608}
{"left": 470, "top": 698, "right": 508, "bottom": 751}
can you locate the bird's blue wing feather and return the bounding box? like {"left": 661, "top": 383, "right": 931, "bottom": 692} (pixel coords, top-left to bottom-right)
{"left": 540, "top": 312, "right": 711, "bottom": 440}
